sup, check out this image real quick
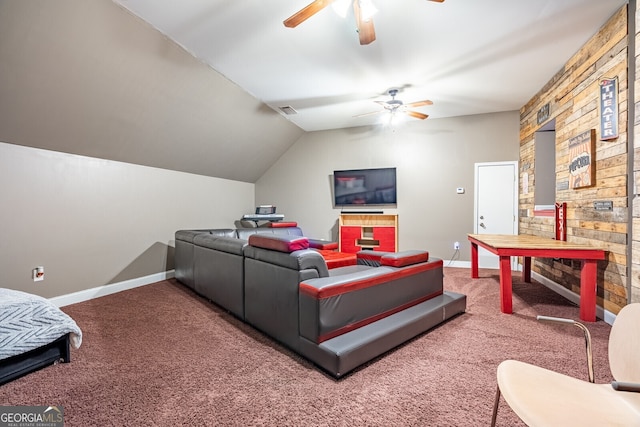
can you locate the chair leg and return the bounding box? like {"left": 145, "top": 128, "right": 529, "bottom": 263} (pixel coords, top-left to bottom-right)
{"left": 490, "top": 385, "right": 501, "bottom": 427}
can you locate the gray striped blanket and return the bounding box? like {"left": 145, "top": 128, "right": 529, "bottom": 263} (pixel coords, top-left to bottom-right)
{"left": 0, "top": 288, "right": 82, "bottom": 360}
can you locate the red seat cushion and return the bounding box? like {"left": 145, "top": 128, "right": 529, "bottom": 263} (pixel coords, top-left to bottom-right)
{"left": 268, "top": 221, "right": 298, "bottom": 228}
{"left": 316, "top": 250, "right": 357, "bottom": 269}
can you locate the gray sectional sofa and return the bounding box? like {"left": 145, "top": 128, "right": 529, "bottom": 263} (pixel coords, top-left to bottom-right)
{"left": 174, "top": 226, "right": 466, "bottom": 377}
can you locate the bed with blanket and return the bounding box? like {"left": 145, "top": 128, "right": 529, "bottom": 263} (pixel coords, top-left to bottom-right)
{"left": 0, "top": 288, "right": 82, "bottom": 385}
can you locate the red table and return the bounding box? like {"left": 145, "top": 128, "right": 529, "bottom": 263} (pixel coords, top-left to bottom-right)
{"left": 468, "top": 234, "right": 606, "bottom": 322}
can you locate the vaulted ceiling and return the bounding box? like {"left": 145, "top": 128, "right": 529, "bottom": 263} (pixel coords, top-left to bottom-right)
{"left": 0, "top": 1, "right": 628, "bottom": 182}
{"left": 113, "top": 0, "right": 627, "bottom": 131}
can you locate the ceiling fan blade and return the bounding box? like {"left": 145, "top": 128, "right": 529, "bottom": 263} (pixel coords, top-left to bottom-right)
{"left": 354, "top": 110, "right": 384, "bottom": 118}
{"left": 405, "top": 110, "right": 429, "bottom": 120}
{"left": 405, "top": 99, "right": 433, "bottom": 108}
{"left": 284, "top": 0, "right": 336, "bottom": 28}
{"left": 428, "top": 0, "right": 445, "bottom": 3}
{"left": 353, "top": 0, "right": 376, "bottom": 45}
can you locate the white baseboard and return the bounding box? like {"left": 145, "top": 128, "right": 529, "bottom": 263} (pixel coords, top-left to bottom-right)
{"left": 50, "top": 270, "right": 175, "bottom": 307}
{"left": 531, "top": 271, "right": 615, "bottom": 325}
{"left": 444, "top": 260, "right": 472, "bottom": 268}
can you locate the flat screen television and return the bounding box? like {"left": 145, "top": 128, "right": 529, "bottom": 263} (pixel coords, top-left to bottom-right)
{"left": 333, "top": 167, "right": 397, "bottom": 207}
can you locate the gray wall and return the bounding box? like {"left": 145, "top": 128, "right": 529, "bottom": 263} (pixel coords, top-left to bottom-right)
{"left": 0, "top": 0, "right": 303, "bottom": 183}
{"left": 0, "top": 142, "right": 254, "bottom": 298}
{"left": 256, "top": 111, "right": 520, "bottom": 261}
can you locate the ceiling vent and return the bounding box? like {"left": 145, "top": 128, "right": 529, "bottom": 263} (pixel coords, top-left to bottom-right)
{"left": 278, "top": 105, "right": 298, "bottom": 115}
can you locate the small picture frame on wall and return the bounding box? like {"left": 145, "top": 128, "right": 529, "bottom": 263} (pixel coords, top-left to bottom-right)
{"left": 568, "top": 129, "right": 595, "bottom": 189}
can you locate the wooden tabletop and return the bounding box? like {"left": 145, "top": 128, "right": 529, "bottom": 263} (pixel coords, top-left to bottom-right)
{"left": 468, "top": 234, "right": 605, "bottom": 255}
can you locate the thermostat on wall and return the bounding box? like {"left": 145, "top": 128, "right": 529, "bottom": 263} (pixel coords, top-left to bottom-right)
{"left": 456, "top": 187, "right": 465, "bottom": 194}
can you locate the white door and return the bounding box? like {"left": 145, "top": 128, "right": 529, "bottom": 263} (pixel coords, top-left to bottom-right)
{"left": 474, "top": 161, "right": 518, "bottom": 269}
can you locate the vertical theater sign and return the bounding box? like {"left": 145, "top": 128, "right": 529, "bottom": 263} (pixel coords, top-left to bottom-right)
{"left": 569, "top": 129, "right": 595, "bottom": 189}
{"left": 599, "top": 77, "right": 618, "bottom": 141}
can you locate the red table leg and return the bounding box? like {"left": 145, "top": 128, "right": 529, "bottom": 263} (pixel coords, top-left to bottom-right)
{"left": 522, "top": 256, "right": 531, "bottom": 283}
{"left": 580, "top": 259, "right": 597, "bottom": 322}
{"left": 499, "top": 255, "right": 513, "bottom": 314}
{"left": 471, "top": 242, "right": 479, "bottom": 278}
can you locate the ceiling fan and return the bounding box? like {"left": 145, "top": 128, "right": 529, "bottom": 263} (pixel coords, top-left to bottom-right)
{"left": 355, "top": 89, "right": 433, "bottom": 120}
{"left": 283, "top": 0, "right": 445, "bottom": 45}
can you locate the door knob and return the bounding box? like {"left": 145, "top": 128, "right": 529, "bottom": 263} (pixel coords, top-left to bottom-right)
{"left": 480, "top": 215, "right": 484, "bottom": 220}
{"left": 480, "top": 223, "right": 486, "bottom": 228}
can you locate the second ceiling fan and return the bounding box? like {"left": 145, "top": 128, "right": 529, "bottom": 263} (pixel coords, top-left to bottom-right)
{"left": 283, "top": 0, "right": 445, "bottom": 45}
{"left": 355, "top": 89, "right": 433, "bottom": 120}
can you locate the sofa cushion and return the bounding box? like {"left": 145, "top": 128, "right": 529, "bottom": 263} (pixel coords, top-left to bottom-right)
{"left": 308, "top": 239, "right": 339, "bottom": 250}
{"left": 356, "top": 250, "right": 392, "bottom": 267}
{"left": 248, "top": 234, "right": 309, "bottom": 253}
{"left": 193, "top": 234, "right": 246, "bottom": 255}
{"left": 208, "top": 229, "right": 237, "bottom": 238}
{"left": 175, "top": 230, "right": 211, "bottom": 243}
{"left": 381, "top": 250, "right": 429, "bottom": 267}
{"left": 315, "top": 250, "right": 357, "bottom": 269}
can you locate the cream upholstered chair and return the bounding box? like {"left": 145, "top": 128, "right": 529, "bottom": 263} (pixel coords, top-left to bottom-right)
{"left": 491, "top": 303, "right": 640, "bottom": 426}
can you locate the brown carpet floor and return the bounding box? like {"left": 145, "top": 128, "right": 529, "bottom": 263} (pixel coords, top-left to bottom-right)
{"left": 0, "top": 267, "right": 613, "bottom": 426}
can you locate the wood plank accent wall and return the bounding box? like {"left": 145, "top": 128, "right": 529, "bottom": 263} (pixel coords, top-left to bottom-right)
{"left": 519, "top": 6, "right": 629, "bottom": 314}
{"left": 633, "top": 0, "right": 640, "bottom": 306}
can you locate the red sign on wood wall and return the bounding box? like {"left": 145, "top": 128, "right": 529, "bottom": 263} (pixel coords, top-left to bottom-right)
{"left": 555, "top": 202, "right": 567, "bottom": 241}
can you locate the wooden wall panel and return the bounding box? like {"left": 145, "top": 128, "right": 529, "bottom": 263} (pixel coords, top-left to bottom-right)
{"left": 633, "top": 0, "right": 640, "bottom": 305}
{"left": 519, "top": 5, "right": 629, "bottom": 314}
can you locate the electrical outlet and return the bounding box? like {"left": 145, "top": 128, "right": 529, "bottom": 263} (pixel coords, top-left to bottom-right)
{"left": 32, "top": 266, "right": 44, "bottom": 282}
{"left": 454, "top": 241, "right": 460, "bottom": 250}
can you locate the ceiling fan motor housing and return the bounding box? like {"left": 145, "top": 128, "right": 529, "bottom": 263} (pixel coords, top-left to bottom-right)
{"left": 386, "top": 90, "right": 403, "bottom": 110}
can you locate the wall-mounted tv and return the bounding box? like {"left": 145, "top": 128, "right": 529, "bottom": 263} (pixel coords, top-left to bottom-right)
{"left": 333, "top": 167, "right": 397, "bottom": 207}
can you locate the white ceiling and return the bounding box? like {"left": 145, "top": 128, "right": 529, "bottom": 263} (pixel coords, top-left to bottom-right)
{"left": 112, "top": 0, "right": 627, "bottom": 132}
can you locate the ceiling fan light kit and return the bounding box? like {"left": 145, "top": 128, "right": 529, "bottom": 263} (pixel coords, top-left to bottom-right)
{"left": 355, "top": 89, "right": 432, "bottom": 122}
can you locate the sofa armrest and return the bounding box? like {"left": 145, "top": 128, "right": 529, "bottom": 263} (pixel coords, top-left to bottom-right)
{"left": 248, "top": 233, "right": 309, "bottom": 252}
{"left": 267, "top": 221, "right": 298, "bottom": 228}
{"left": 356, "top": 250, "right": 429, "bottom": 267}
{"left": 380, "top": 250, "right": 429, "bottom": 267}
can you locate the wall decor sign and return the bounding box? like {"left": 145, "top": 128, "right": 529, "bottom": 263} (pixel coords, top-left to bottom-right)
{"left": 599, "top": 77, "right": 618, "bottom": 140}
{"left": 537, "top": 103, "right": 550, "bottom": 125}
{"left": 555, "top": 202, "right": 567, "bottom": 241}
{"left": 594, "top": 201, "right": 613, "bottom": 211}
{"left": 568, "top": 129, "right": 595, "bottom": 189}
